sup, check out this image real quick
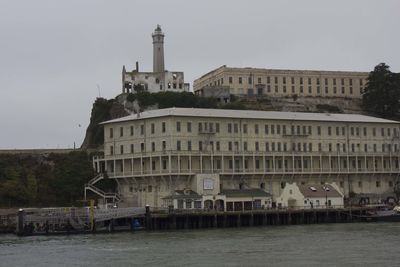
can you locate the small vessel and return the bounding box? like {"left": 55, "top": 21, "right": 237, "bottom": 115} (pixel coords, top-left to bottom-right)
{"left": 363, "top": 205, "right": 400, "bottom": 222}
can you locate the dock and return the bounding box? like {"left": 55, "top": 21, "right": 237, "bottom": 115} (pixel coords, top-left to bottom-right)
{"left": 11, "top": 206, "right": 375, "bottom": 236}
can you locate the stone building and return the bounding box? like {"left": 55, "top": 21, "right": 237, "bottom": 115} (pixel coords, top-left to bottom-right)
{"left": 193, "top": 65, "right": 369, "bottom": 99}
{"left": 88, "top": 107, "right": 400, "bottom": 208}
{"left": 122, "top": 25, "right": 189, "bottom": 94}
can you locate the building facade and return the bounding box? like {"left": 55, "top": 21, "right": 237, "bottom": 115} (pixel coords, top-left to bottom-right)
{"left": 193, "top": 65, "right": 369, "bottom": 99}
{"left": 91, "top": 108, "right": 400, "bottom": 208}
{"left": 122, "top": 25, "right": 189, "bottom": 94}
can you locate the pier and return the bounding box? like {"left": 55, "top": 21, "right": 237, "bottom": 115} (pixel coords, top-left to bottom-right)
{"left": 12, "top": 206, "right": 374, "bottom": 236}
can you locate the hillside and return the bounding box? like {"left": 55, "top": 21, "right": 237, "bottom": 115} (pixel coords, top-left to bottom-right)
{"left": 0, "top": 151, "right": 93, "bottom": 207}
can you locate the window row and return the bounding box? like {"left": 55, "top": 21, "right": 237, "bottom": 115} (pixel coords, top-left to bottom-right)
{"left": 108, "top": 123, "right": 398, "bottom": 138}
{"left": 108, "top": 141, "right": 399, "bottom": 155}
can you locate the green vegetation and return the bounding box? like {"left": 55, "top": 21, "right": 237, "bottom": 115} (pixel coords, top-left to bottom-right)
{"left": 0, "top": 151, "right": 93, "bottom": 207}
{"left": 126, "top": 91, "right": 219, "bottom": 109}
{"left": 362, "top": 63, "right": 400, "bottom": 118}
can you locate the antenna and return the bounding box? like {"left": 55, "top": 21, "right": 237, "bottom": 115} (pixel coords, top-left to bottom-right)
{"left": 96, "top": 84, "right": 101, "bottom": 97}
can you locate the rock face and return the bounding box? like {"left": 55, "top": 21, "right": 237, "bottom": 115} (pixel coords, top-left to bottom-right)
{"left": 81, "top": 97, "right": 129, "bottom": 149}
{"left": 238, "top": 95, "right": 363, "bottom": 114}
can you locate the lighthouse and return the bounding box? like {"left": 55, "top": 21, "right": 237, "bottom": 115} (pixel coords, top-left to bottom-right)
{"left": 152, "top": 24, "right": 165, "bottom": 73}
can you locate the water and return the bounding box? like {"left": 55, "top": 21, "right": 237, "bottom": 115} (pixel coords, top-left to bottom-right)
{"left": 1, "top": 223, "right": 400, "bottom": 267}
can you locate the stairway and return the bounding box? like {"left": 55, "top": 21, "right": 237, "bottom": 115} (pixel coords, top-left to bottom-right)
{"left": 84, "top": 173, "right": 121, "bottom": 204}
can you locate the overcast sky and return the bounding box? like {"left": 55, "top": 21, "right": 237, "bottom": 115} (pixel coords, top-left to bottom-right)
{"left": 0, "top": 0, "right": 399, "bottom": 149}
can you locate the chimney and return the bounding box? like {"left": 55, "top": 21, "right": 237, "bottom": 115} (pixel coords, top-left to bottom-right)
{"left": 136, "top": 61, "right": 139, "bottom": 72}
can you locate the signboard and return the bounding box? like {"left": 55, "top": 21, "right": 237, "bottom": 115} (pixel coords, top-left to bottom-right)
{"left": 203, "top": 178, "right": 214, "bottom": 190}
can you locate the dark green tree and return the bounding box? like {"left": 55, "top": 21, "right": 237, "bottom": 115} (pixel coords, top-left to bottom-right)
{"left": 362, "top": 63, "right": 400, "bottom": 118}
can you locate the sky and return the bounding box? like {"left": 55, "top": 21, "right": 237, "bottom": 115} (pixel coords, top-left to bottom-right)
{"left": 0, "top": 0, "right": 399, "bottom": 149}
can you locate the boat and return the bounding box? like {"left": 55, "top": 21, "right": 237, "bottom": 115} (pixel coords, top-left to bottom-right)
{"left": 363, "top": 205, "right": 400, "bottom": 222}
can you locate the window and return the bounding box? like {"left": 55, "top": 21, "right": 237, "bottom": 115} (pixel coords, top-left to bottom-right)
{"left": 110, "top": 145, "right": 114, "bottom": 155}
{"left": 239, "top": 77, "right": 242, "bottom": 84}
{"left": 130, "top": 144, "right": 134, "bottom": 153}
{"left": 109, "top": 128, "right": 114, "bottom": 138}
{"left": 176, "top": 121, "right": 181, "bottom": 132}
{"left": 120, "top": 145, "right": 124, "bottom": 154}
{"left": 228, "top": 123, "right": 232, "bottom": 133}
{"left": 120, "top": 127, "right": 123, "bottom": 137}
{"left": 188, "top": 141, "right": 192, "bottom": 151}
{"left": 243, "top": 124, "right": 248, "bottom": 134}
{"left": 255, "top": 124, "right": 259, "bottom": 134}
{"left": 234, "top": 124, "right": 238, "bottom": 133}
{"left": 130, "top": 126, "right": 134, "bottom": 136}
{"left": 255, "top": 142, "right": 259, "bottom": 151}
{"left": 152, "top": 142, "right": 155, "bottom": 152}
{"left": 328, "top": 126, "right": 332, "bottom": 136}
{"left": 177, "top": 141, "right": 181, "bottom": 151}
{"left": 162, "top": 122, "right": 166, "bottom": 133}
{"left": 372, "top": 128, "right": 376, "bottom": 136}
{"left": 376, "top": 181, "right": 381, "bottom": 187}
{"left": 216, "top": 123, "right": 220, "bottom": 133}
{"left": 162, "top": 141, "right": 166, "bottom": 151}
{"left": 244, "top": 142, "right": 248, "bottom": 151}
{"left": 187, "top": 122, "right": 192, "bottom": 132}
{"left": 248, "top": 77, "right": 252, "bottom": 84}
{"left": 216, "top": 141, "right": 220, "bottom": 151}
{"left": 229, "top": 77, "right": 233, "bottom": 84}
{"left": 199, "top": 141, "right": 203, "bottom": 151}
{"left": 228, "top": 141, "right": 232, "bottom": 151}
{"left": 140, "top": 125, "right": 144, "bottom": 135}
{"left": 317, "top": 126, "right": 321, "bottom": 135}
{"left": 265, "top": 125, "right": 269, "bottom": 134}
{"left": 151, "top": 123, "right": 155, "bottom": 134}
{"left": 141, "top": 143, "right": 145, "bottom": 152}
{"left": 163, "top": 160, "right": 167, "bottom": 170}
{"left": 381, "top": 128, "right": 385, "bottom": 137}
{"left": 258, "top": 77, "right": 262, "bottom": 84}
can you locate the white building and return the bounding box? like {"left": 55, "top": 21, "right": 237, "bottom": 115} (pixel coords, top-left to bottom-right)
{"left": 86, "top": 107, "right": 400, "bottom": 208}
{"left": 277, "top": 182, "right": 344, "bottom": 209}
{"left": 122, "top": 25, "right": 189, "bottom": 94}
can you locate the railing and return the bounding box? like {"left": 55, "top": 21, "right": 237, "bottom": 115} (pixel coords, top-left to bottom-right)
{"left": 87, "top": 173, "right": 104, "bottom": 185}
{"left": 104, "top": 167, "right": 399, "bottom": 178}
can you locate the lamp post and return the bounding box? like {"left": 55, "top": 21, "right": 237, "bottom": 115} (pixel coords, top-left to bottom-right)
{"left": 323, "top": 183, "right": 330, "bottom": 209}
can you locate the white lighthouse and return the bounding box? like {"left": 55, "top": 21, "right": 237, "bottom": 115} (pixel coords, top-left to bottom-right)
{"left": 152, "top": 24, "right": 165, "bottom": 73}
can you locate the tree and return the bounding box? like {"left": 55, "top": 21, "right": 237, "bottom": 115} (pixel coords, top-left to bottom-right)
{"left": 362, "top": 63, "right": 400, "bottom": 118}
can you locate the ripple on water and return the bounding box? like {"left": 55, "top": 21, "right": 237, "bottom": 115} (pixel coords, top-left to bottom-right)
{"left": 1, "top": 223, "right": 400, "bottom": 267}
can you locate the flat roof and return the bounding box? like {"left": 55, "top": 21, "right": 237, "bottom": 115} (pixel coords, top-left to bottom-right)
{"left": 195, "top": 65, "right": 368, "bottom": 81}
{"left": 100, "top": 108, "right": 399, "bottom": 125}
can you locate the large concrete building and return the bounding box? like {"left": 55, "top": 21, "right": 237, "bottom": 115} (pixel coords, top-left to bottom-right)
{"left": 122, "top": 25, "right": 189, "bottom": 94}
{"left": 88, "top": 108, "right": 400, "bottom": 209}
{"left": 193, "top": 65, "right": 369, "bottom": 99}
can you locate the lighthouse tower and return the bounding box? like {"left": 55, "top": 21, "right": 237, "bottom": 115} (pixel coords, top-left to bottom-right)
{"left": 152, "top": 24, "right": 165, "bottom": 73}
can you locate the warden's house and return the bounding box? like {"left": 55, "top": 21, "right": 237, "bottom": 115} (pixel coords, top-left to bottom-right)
{"left": 88, "top": 108, "right": 400, "bottom": 208}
